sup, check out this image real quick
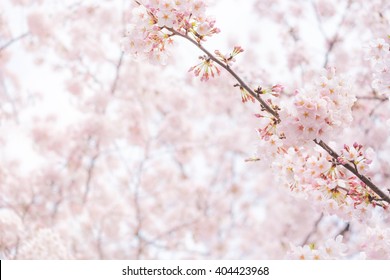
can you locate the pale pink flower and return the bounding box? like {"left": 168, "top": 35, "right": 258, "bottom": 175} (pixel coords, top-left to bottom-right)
{"left": 215, "top": 46, "right": 244, "bottom": 66}
{"left": 191, "top": 0, "right": 207, "bottom": 17}
{"left": 286, "top": 244, "right": 315, "bottom": 260}
{"left": 156, "top": 8, "right": 176, "bottom": 28}
{"left": 123, "top": 0, "right": 218, "bottom": 65}
{"left": 366, "top": 38, "right": 390, "bottom": 62}
{"left": 372, "top": 59, "right": 390, "bottom": 95}
{"left": 319, "top": 235, "right": 347, "bottom": 259}
{"left": 271, "top": 84, "right": 284, "bottom": 93}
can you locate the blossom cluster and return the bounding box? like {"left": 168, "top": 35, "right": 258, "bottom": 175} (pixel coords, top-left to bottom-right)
{"left": 278, "top": 67, "right": 355, "bottom": 146}
{"left": 188, "top": 46, "right": 245, "bottom": 82}
{"left": 338, "top": 143, "right": 373, "bottom": 174}
{"left": 272, "top": 143, "right": 386, "bottom": 223}
{"left": 122, "top": 0, "right": 219, "bottom": 65}
{"left": 366, "top": 38, "right": 390, "bottom": 96}
{"left": 188, "top": 55, "right": 221, "bottom": 82}
{"left": 251, "top": 66, "right": 387, "bottom": 223}
{"left": 286, "top": 235, "right": 347, "bottom": 260}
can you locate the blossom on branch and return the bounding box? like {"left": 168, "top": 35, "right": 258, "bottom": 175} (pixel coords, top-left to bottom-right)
{"left": 192, "top": 20, "right": 220, "bottom": 42}
{"left": 279, "top": 67, "right": 355, "bottom": 146}
{"left": 122, "top": 0, "right": 219, "bottom": 64}
{"left": 338, "top": 143, "right": 373, "bottom": 174}
{"left": 287, "top": 235, "right": 347, "bottom": 260}
{"left": 214, "top": 46, "right": 244, "bottom": 66}
{"left": 188, "top": 55, "right": 221, "bottom": 81}
{"left": 234, "top": 84, "right": 255, "bottom": 103}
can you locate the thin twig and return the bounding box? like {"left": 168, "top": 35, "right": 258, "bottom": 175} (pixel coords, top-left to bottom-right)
{"left": 111, "top": 52, "right": 124, "bottom": 95}
{"left": 301, "top": 213, "right": 324, "bottom": 246}
{"left": 357, "top": 95, "right": 389, "bottom": 101}
{"left": 312, "top": 0, "right": 352, "bottom": 68}
{"left": 82, "top": 153, "right": 99, "bottom": 204}
{"left": 0, "top": 33, "right": 29, "bottom": 52}
{"left": 83, "top": 140, "right": 100, "bottom": 204}
{"left": 336, "top": 223, "right": 350, "bottom": 238}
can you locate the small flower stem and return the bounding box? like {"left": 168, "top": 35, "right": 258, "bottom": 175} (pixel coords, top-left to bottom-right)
{"left": 167, "top": 27, "right": 390, "bottom": 206}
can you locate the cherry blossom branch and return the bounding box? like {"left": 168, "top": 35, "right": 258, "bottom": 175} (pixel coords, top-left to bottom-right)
{"left": 166, "top": 28, "right": 280, "bottom": 121}
{"left": 314, "top": 139, "right": 390, "bottom": 204}
{"left": 164, "top": 27, "right": 390, "bottom": 205}
{"left": 125, "top": 1, "right": 390, "bottom": 208}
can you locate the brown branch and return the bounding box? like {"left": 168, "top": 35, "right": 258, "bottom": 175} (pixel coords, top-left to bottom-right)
{"left": 166, "top": 28, "right": 280, "bottom": 121}
{"left": 110, "top": 52, "right": 124, "bottom": 95}
{"left": 50, "top": 182, "right": 65, "bottom": 222}
{"left": 301, "top": 213, "right": 324, "bottom": 246}
{"left": 82, "top": 154, "right": 99, "bottom": 203}
{"left": 336, "top": 223, "right": 350, "bottom": 238}
{"left": 82, "top": 142, "right": 100, "bottom": 204}
{"left": 311, "top": 0, "right": 335, "bottom": 68}
{"left": 312, "top": 0, "right": 352, "bottom": 68}
{"left": 314, "top": 139, "right": 390, "bottom": 204}
{"left": 357, "top": 95, "right": 389, "bottom": 101}
{"left": 165, "top": 26, "right": 390, "bottom": 206}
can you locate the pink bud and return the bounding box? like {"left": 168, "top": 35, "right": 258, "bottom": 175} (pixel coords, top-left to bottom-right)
{"left": 271, "top": 84, "right": 284, "bottom": 93}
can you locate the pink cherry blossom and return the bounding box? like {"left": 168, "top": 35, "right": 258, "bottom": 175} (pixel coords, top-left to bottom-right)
{"left": 1, "top": 0, "right": 390, "bottom": 261}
